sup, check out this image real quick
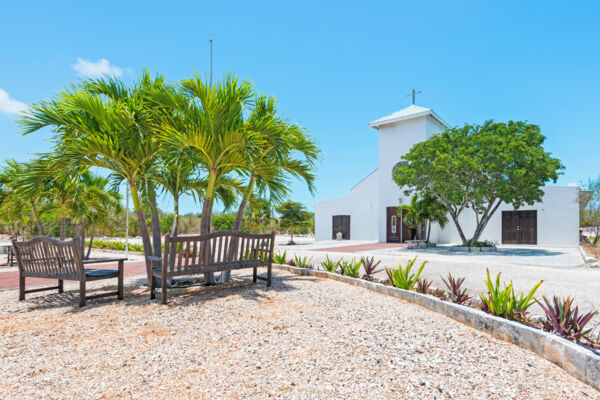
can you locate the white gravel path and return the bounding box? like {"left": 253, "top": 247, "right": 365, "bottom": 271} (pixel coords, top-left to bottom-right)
{"left": 0, "top": 270, "right": 598, "bottom": 399}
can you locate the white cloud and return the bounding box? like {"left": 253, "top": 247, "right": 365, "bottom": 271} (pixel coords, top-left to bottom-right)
{"left": 72, "top": 58, "right": 124, "bottom": 78}
{"left": 0, "top": 88, "right": 27, "bottom": 115}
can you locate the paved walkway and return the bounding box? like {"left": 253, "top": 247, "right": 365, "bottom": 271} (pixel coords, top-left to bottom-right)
{"left": 0, "top": 261, "right": 147, "bottom": 290}
{"left": 278, "top": 242, "right": 600, "bottom": 320}
{"left": 312, "top": 242, "right": 406, "bottom": 253}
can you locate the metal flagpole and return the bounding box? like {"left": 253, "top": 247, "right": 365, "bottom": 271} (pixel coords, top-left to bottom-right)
{"left": 209, "top": 38, "right": 213, "bottom": 86}
{"left": 125, "top": 183, "right": 130, "bottom": 258}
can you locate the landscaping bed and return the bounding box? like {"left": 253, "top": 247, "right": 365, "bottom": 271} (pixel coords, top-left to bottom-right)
{"left": 1, "top": 271, "right": 598, "bottom": 399}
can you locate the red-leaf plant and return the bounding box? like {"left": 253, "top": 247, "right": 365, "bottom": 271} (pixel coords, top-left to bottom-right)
{"left": 441, "top": 273, "right": 472, "bottom": 305}
{"left": 537, "top": 296, "right": 598, "bottom": 345}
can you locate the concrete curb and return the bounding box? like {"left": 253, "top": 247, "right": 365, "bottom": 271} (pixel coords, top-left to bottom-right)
{"left": 579, "top": 245, "right": 597, "bottom": 265}
{"left": 273, "top": 264, "right": 600, "bottom": 391}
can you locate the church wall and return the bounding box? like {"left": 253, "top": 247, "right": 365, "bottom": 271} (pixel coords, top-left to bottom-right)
{"left": 377, "top": 116, "right": 448, "bottom": 242}
{"left": 426, "top": 117, "right": 449, "bottom": 138}
{"left": 434, "top": 186, "right": 579, "bottom": 246}
{"left": 314, "top": 168, "right": 379, "bottom": 241}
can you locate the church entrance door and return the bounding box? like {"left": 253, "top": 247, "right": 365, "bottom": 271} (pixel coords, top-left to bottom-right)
{"left": 386, "top": 207, "right": 408, "bottom": 243}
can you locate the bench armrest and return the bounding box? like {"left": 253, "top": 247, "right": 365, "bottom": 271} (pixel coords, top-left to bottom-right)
{"left": 148, "top": 256, "right": 162, "bottom": 269}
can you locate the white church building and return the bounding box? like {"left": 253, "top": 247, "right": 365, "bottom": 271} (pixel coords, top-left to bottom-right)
{"left": 315, "top": 104, "right": 579, "bottom": 246}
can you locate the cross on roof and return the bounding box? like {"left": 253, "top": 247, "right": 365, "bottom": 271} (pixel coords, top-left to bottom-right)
{"left": 406, "top": 89, "right": 422, "bottom": 105}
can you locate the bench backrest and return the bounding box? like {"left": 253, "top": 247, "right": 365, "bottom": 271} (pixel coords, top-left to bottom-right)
{"left": 162, "top": 230, "right": 275, "bottom": 277}
{"left": 12, "top": 236, "right": 84, "bottom": 279}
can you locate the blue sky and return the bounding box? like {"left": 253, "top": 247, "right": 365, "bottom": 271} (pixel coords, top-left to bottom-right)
{"left": 1, "top": 1, "right": 599, "bottom": 215}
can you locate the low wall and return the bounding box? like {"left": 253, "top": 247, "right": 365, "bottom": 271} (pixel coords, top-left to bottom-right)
{"left": 273, "top": 264, "right": 600, "bottom": 391}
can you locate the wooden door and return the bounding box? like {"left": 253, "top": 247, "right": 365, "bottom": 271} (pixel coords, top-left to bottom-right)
{"left": 502, "top": 210, "right": 537, "bottom": 244}
{"left": 387, "top": 207, "right": 409, "bottom": 243}
{"left": 518, "top": 210, "right": 537, "bottom": 244}
{"left": 332, "top": 215, "right": 350, "bottom": 240}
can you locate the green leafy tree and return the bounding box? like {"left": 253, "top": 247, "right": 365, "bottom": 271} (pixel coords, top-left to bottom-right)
{"left": 393, "top": 120, "right": 563, "bottom": 245}
{"left": 212, "top": 214, "right": 236, "bottom": 231}
{"left": 276, "top": 201, "right": 311, "bottom": 244}
{"left": 581, "top": 176, "right": 600, "bottom": 245}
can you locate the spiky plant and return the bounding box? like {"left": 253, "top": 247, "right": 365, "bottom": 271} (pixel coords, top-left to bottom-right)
{"left": 416, "top": 278, "right": 432, "bottom": 294}
{"left": 386, "top": 257, "right": 427, "bottom": 290}
{"left": 441, "top": 273, "right": 472, "bottom": 305}
{"left": 537, "top": 296, "right": 598, "bottom": 344}
{"left": 360, "top": 256, "right": 382, "bottom": 280}
{"left": 321, "top": 255, "right": 341, "bottom": 273}
{"left": 272, "top": 251, "right": 287, "bottom": 265}
{"left": 340, "top": 258, "right": 361, "bottom": 278}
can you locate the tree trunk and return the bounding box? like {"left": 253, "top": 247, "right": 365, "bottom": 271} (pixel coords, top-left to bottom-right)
{"left": 129, "top": 181, "right": 154, "bottom": 285}
{"left": 233, "top": 199, "right": 248, "bottom": 231}
{"left": 59, "top": 217, "right": 66, "bottom": 240}
{"left": 200, "top": 196, "right": 217, "bottom": 284}
{"left": 166, "top": 195, "right": 179, "bottom": 288}
{"left": 77, "top": 220, "right": 86, "bottom": 258}
{"left": 148, "top": 188, "right": 162, "bottom": 259}
{"left": 31, "top": 202, "right": 44, "bottom": 236}
{"left": 233, "top": 176, "right": 256, "bottom": 231}
{"left": 426, "top": 220, "right": 432, "bottom": 242}
{"left": 449, "top": 212, "right": 468, "bottom": 246}
{"left": 470, "top": 200, "right": 502, "bottom": 244}
{"left": 86, "top": 226, "right": 95, "bottom": 259}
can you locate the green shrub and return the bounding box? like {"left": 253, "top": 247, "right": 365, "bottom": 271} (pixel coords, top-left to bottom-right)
{"left": 87, "top": 240, "right": 144, "bottom": 252}
{"left": 386, "top": 257, "right": 426, "bottom": 290}
{"left": 272, "top": 251, "right": 287, "bottom": 265}
{"left": 340, "top": 258, "right": 361, "bottom": 278}
{"left": 293, "top": 255, "right": 313, "bottom": 269}
{"left": 321, "top": 255, "right": 341, "bottom": 273}
{"left": 479, "top": 269, "right": 542, "bottom": 319}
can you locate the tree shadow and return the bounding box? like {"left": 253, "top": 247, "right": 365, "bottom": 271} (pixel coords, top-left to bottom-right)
{"left": 406, "top": 247, "right": 566, "bottom": 257}
{"left": 14, "top": 270, "right": 311, "bottom": 314}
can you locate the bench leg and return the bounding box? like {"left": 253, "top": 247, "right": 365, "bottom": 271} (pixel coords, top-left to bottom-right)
{"left": 150, "top": 275, "right": 156, "bottom": 300}
{"left": 117, "top": 260, "right": 124, "bottom": 300}
{"left": 267, "top": 264, "right": 272, "bottom": 287}
{"left": 161, "top": 275, "right": 168, "bottom": 305}
{"left": 58, "top": 280, "right": 64, "bottom": 294}
{"left": 19, "top": 276, "right": 25, "bottom": 301}
{"left": 79, "top": 280, "right": 86, "bottom": 307}
{"left": 253, "top": 266, "right": 257, "bottom": 283}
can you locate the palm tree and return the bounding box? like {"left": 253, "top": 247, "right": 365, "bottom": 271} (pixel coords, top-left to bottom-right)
{"left": 153, "top": 74, "right": 253, "bottom": 284}
{"left": 19, "top": 72, "right": 163, "bottom": 284}
{"left": 399, "top": 193, "right": 449, "bottom": 241}
{"left": 231, "top": 95, "right": 319, "bottom": 231}
{"left": 6, "top": 159, "right": 50, "bottom": 236}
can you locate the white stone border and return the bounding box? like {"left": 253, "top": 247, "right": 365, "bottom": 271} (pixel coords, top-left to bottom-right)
{"left": 273, "top": 264, "right": 600, "bottom": 391}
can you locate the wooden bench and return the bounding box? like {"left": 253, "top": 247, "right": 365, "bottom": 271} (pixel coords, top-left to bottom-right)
{"left": 12, "top": 236, "right": 126, "bottom": 306}
{"left": 149, "top": 231, "right": 275, "bottom": 304}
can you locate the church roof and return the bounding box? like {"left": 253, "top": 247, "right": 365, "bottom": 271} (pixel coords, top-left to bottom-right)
{"left": 369, "top": 104, "right": 450, "bottom": 129}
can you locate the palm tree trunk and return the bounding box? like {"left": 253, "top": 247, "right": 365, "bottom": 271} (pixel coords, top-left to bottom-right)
{"left": 148, "top": 187, "right": 162, "bottom": 259}
{"left": 77, "top": 220, "right": 86, "bottom": 258}
{"left": 129, "top": 181, "right": 154, "bottom": 285}
{"left": 233, "top": 176, "right": 256, "bottom": 231}
{"left": 201, "top": 170, "right": 217, "bottom": 285}
{"left": 86, "top": 226, "right": 95, "bottom": 259}
{"left": 31, "top": 202, "right": 44, "bottom": 236}
{"left": 59, "top": 217, "right": 66, "bottom": 240}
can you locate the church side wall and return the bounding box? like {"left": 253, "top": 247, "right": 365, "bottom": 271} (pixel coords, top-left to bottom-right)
{"left": 314, "top": 169, "right": 379, "bottom": 241}
{"left": 434, "top": 186, "right": 579, "bottom": 247}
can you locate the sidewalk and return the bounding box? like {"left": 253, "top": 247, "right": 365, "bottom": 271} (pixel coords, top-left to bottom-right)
{"left": 0, "top": 261, "right": 147, "bottom": 290}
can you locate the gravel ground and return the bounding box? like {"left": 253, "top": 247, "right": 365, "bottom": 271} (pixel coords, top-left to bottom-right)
{"left": 0, "top": 270, "right": 598, "bottom": 400}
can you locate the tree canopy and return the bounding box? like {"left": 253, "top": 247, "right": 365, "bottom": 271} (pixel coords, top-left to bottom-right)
{"left": 393, "top": 120, "right": 563, "bottom": 245}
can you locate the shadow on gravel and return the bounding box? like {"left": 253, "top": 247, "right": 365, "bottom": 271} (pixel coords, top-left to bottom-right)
{"left": 16, "top": 270, "right": 312, "bottom": 313}
{"left": 407, "top": 247, "right": 565, "bottom": 257}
